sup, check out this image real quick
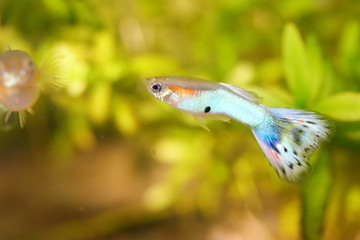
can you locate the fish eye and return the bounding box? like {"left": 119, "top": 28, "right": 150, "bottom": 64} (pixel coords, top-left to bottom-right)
{"left": 151, "top": 82, "right": 161, "bottom": 93}
{"left": 26, "top": 60, "right": 33, "bottom": 69}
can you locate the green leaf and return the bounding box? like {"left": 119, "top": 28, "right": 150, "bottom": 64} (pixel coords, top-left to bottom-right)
{"left": 313, "top": 92, "right": 360, "bottom": 121}
{"left": 282, "top": 23, "right": 311, "bottom": 107}
{"left": 306, "top": 35, "right": 324, "bottom": 105}
{"left": 338, "top": 22, "right": 360, "bottom": 91}
{"left": 302, "top": 151, "right": 332, "bottom": 240}
{"left": 339, "top": 21, "right": 360, "bottom": 74}
{"left": 318, "top": 62, "right": 339, "bottom": 101}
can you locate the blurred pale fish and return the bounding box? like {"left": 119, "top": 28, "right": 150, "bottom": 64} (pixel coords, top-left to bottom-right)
{"left": 0, "top": 47, "right": 65, "bottom": 127}
{"left": 143, "top": 76, "right": 334, "bottom": 183}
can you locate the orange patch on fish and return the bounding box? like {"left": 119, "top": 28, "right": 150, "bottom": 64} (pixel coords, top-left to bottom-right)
{"left": 272, "top": 150, "right": 280, "bottom": 161}
{"left": 265, "top": 148, "right": 280, "bottom": 161}
{"left": 168, "top": 86, "right": 200, "bottom": 96}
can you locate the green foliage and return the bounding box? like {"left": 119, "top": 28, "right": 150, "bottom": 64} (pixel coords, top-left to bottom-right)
{"left": 302, "top": 151, "right": 332, "bottom": 240}
{"left": 0, "top": 1, "right": 360, "bottom": 239}
{"left": 280, "top": 23, "right": 360, "bottom": 240}
{"left": 282, "top": 23, "right": 311, "bottom": 107}
{"left": 314, "top": 92, "right": 360, "bottom": 121}
{"left": 339, "top": 21, "right": 360, "bottom": 84}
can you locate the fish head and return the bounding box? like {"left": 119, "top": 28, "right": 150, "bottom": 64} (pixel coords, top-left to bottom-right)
{"left": 143, "top": 76, "right": 174, "bottom": 103}
{"left": 0, "top": 50, "right": 39, "bottom": 89}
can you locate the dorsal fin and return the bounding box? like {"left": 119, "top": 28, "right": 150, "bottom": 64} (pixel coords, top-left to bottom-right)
{"left": 219, "top": 83, "right": 261, "bottom": 104}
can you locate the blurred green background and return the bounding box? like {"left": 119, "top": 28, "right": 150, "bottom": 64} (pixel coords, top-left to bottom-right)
{"left": 0, "top": 0, "right": 360, "bottom": 239}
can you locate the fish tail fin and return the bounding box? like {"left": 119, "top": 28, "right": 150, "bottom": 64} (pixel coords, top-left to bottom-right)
{"left": 38, "top": 51, "right": 68, "bottom": 94}
{"left": 251, "top": 107, "right": 334, "bottom": 183}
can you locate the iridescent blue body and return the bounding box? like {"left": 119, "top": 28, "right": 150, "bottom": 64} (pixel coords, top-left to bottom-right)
{"left": 177, "top": 88, "right": 269, "bottom": 127}
{"left": 143, "top": 76, "right": 334, "bottom": 183}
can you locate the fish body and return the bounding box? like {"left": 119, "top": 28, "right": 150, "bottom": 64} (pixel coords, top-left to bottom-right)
{"left": 143, "top": 76, "right": 334, "bottom": 183}
{"left": 0, "top": 48, "right": 61, "bottom": 127}
{"left": 0, "top": 50, "right": 41, "bottom": 112}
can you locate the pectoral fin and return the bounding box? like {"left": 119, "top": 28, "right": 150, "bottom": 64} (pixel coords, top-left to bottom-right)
{"left": 203, "top": 114, "right": 231, "bottom": 123}
{"left": 193, "top": 116, "right": 211, "bottom": 132}
{"left": 193, "top": 114, "right": 231, "bottom": 132}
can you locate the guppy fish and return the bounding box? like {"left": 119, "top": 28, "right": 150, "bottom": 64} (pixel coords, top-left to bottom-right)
{"left": 143, "top": 76, "right": 334, "bottom": 183}
{"left": 0, "top": 48, "right": 57, "bottom": 127}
